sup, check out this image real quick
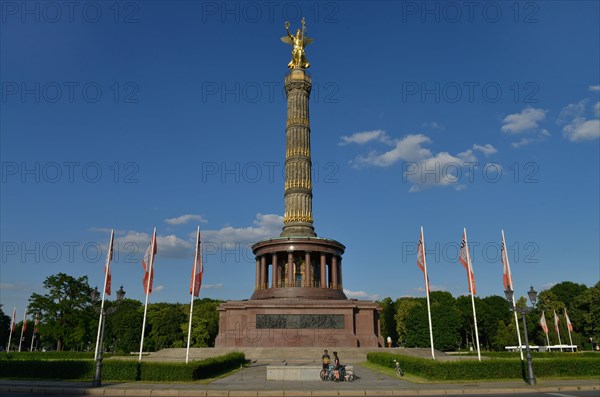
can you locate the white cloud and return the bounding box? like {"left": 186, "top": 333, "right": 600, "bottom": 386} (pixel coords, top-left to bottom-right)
{"left": 164, "top": 214, "right": 207, "bottom": 225}
{"left": 511, "top": 138, "right": 533, "bottom": 148}
{"left": 589, "top": 85, "right": 600, "bottom": 92}
{"left": 154, "top": 285, "right": 165, "bottom": 292}
{"left": 93, "top": 214, "right": 283, "bottom": 261}
{"left": 0, "top": 283, "right": 28, "bottom": 291}
{"left": 563, "top": 119, "right": 600, "bottom": 142}
{"left": 557, "top": 100, "right": 587, "bottom": 125}
{"left": 338, "top": 130, "right": 390, "bottom": 146}
{"left": 557, "top": 99, "right": 599, "bottom": 142}
{"left": 343, "top": 289, "right": 380, "bottom": 300}
{"left": 501, "top": 108, "right": 547, "bottom": 134}
{"left": 351, "top": 134, "right": 432, "bottom": 168}
{"left": 416, "top": 285, "right": 447, "bottom": 292}
{"left": 347, "top": 132, "right": 495, "bottom": 191}
{"left": 111, "top": 230, "right": 193, "bottom": 259}
{"left": 472, "top": 144, "right": 497, "bottom": 156}
{"left": 202, "top": 213, "right": 284, "bottom": 248}
{"left": 421, "top": 121, "right": 444, "bottom": 130}
{"left": 541, "top": 282, "right": 557, "bottom": 290}
{"left": 406, "top": 151, "right": 468, "bottom": 193}
{"left": 203, "top": 283, "right": 224, "bottom": 289}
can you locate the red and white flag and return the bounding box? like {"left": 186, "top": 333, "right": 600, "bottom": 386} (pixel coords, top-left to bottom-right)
{"left": 10, "top": 307, "right": 16, "bottom": 332}
{"left": 500, "top": 233, "right": 513, "bottom": 291}
{"left": 459, "top": 230, "right": 476, "bottom": 295}
{"left": 22, "top": 315, "right": 28, "bottom": 333}
{"left": 190, "top": 227, "right": 203, "bottom": 297}
{"left": 33, "top": 314, "right": 39, "bottom": 334}
{"left": 540, "top": 311, "right": 549, "bottom": 334}
{"left": 554, "top": 310, "right": 560, "bottom": 333}
{"left": 105, "top": 231, "right": 115, "bottom": 295}
{"left": 565, "top": 310, "right": 573, "bottom": 332}
{"left": 417, "top": 228, "right": 430, "bottom": 294}
{"left": 142, "top": 230, "right": 157, "bottom": 294}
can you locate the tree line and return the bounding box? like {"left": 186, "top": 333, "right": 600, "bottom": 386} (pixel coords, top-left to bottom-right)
{"left": 0, "top": 273, "right": 221, "bottom": 353}
{"left": 378, "top": 281, "right": 600, "bottom": 351}
{"left": 1, "top": 274, "right": 598, "bottom": 352}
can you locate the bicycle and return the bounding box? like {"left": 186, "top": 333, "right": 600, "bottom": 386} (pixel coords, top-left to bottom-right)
{"left": 393, "top": 359, "right": 404, "bottom": 377}
{"left": 320, "top": 364, "right": 355, "bottom": 382}
{"left": 320, "top": 365, "right": 334, "bottom": 381}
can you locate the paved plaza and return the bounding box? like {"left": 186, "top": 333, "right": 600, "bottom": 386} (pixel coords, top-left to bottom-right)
{"left": 1, "top": 361, "right": 598, "bottom": 396}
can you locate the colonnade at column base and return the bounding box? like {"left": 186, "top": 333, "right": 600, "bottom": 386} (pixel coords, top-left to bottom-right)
{"left": 250, "top": 236, "right": 346, "bottom": 300}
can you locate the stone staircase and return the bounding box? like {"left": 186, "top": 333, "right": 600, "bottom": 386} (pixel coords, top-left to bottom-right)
{"left": 145, "top": 347, "right": 450, "bottom": 363}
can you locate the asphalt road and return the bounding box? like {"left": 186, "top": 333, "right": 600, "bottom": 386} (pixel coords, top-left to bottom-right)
{"left": 3, "top": 392, "right": 600, "bottom": 397}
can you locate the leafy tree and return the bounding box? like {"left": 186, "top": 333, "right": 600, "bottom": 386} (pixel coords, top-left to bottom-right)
{"left": 403, "top": 301, "right": 427, "bottom": 347}
{"left": 104, "top": 299, "right": 143, "bottom": 353}
{"left": 455, "top": 295, "right": 475, "bottom": 350}
{"left": 492, "top": 320, "right": 520, "bottom": 351}
{"left": 548, "top": 282, "right": 587, "bottom": 309}
{"left": 478, "top": 295, "right": 512, "bottom": 350}
{"left": 0, "top": 305, "right": 11, "bottom": 350}
{"left": 378, "top": 297, "right": 398, "bottom": 346}
{"left": 28, "top": 273, "right": 94, "bottom": 351}
{"left": 185, "top": 299, "right": 222, "bottom": 347}
{"left": 144, "top": 303, "right": 186, "bottom": 351}
{"left": 394, "top": 298, "right": 422, "bottom": 346}
{"left": 430, "top": 301, "right": 462, "bottom": 351}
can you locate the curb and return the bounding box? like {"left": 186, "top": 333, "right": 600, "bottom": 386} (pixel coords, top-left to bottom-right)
{"left": 1, "top": 385, "right": 598, "bottom": 396}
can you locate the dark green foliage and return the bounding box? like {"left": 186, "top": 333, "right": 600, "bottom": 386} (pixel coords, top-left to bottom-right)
{"left": 27, "top": 273, "right": 94, "bottom": 351}
{"left": 378, "top": 297, "right": 398, "bottom": 345}
{"left": 104, "top": 299, "right": 143, "bottom": 354}
{"left": 0, "top": 360, "right": 94, "bottom": 380}
{"left": 0, "top": 351, "right": 95, "bottom": 360}
{"left": 367, "top": 352, "right": 600, "bottom": 380}
{"left": 0, "top": 352, "right": 246, "bottom": 381}
{"left": 0, "top": 305, "right": 11, "bottom": 350}
{"left": 102, "top": 360, "right": 141, "bottom": 381}
{"left": 139, "top": 352, "right": 245, "bottom": 381}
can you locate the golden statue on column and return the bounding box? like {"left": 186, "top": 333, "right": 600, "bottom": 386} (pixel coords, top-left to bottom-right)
{"left": 281, "top": 18, "right": 313, "bottom": 69}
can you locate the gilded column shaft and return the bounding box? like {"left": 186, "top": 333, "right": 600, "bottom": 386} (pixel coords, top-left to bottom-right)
{"left": 281, "top": 69, "right": 316, "bottom": 237}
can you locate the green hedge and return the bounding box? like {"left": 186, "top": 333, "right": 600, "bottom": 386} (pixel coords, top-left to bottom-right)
{"left": 0, "top": 352, "right": 245, "bottom": 382}
{"left": 367, "top": 352, "right": 600, "bottom": 381}
{"left": 0, "top": 352, "right": 96, "bottom": 360}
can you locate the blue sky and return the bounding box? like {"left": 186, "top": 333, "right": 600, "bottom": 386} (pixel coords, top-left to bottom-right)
{"left": 1, "top": 1, "right": 599, "bottom": 318}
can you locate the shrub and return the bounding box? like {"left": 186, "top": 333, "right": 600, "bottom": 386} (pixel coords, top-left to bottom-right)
{"left": 0, "top": 360, "right": 94, "bottom": 380}
{"left": 367, "top": 352, "right": 600, "bottom": 381}
{"left": 0, "top": 352, "right": 246, "bottom": 382}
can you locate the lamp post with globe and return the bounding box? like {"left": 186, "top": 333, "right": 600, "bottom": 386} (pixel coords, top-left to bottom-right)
{"left": 90, "top": 285, "right": 126, "bottom": 387}
{"left": 505, "top": 286, "right": 537, "bottom": 386}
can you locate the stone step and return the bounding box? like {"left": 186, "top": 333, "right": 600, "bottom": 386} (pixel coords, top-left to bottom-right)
{"left": 145, "top": 347, "right": 448, "bottom": 363}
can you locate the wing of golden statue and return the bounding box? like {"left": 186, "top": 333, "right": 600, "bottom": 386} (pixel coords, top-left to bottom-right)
{"left": 280, "top": 36, "right": 294, "bottom": 45}
{"left": 304, "top": 38, "right": 314, "bottom": 46}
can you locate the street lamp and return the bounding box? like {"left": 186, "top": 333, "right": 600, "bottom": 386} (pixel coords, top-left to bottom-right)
{"left": 91, "top": 285, "right": 126, "bottom": 387}
{"left": 505, "top": 285, "right": 537, "bottom": 386}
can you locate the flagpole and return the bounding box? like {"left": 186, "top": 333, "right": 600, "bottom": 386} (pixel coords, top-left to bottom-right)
{"left": 421, "top": 227, "right": 435, "bottom": 360}
{"left": 565, "top": 310, "right": 574, "bottom": 352}
{"left": 30, "top": 314, "right": 38, "bottom": 352}
{"left": 139, "top": 227, "right": 156, "bottom": 362}
{"left": 541, "top": 311, "right": 550, "bottom": 347}
{"left": 545, "top": 316, "right": 550, "bottom": 347}
{"left": 554, "top": 310, "right": 563, "bottom": 352}
{"left": 7, "top": 307, "right": 15, "bottom": 352}
{"left": 464, "top": 228, "right": 481, "bottom": 361}
{"left": 186, "top": 226, "right": 200, "bottom": 364}
{"left": 502, "top": 230, "right": 524, "bottom": 361}
{"left": 18, "top": 308, "right": 27, "bottom": 352}
{"left": 94, "top": 229, "right": 114, "bottom": 361}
